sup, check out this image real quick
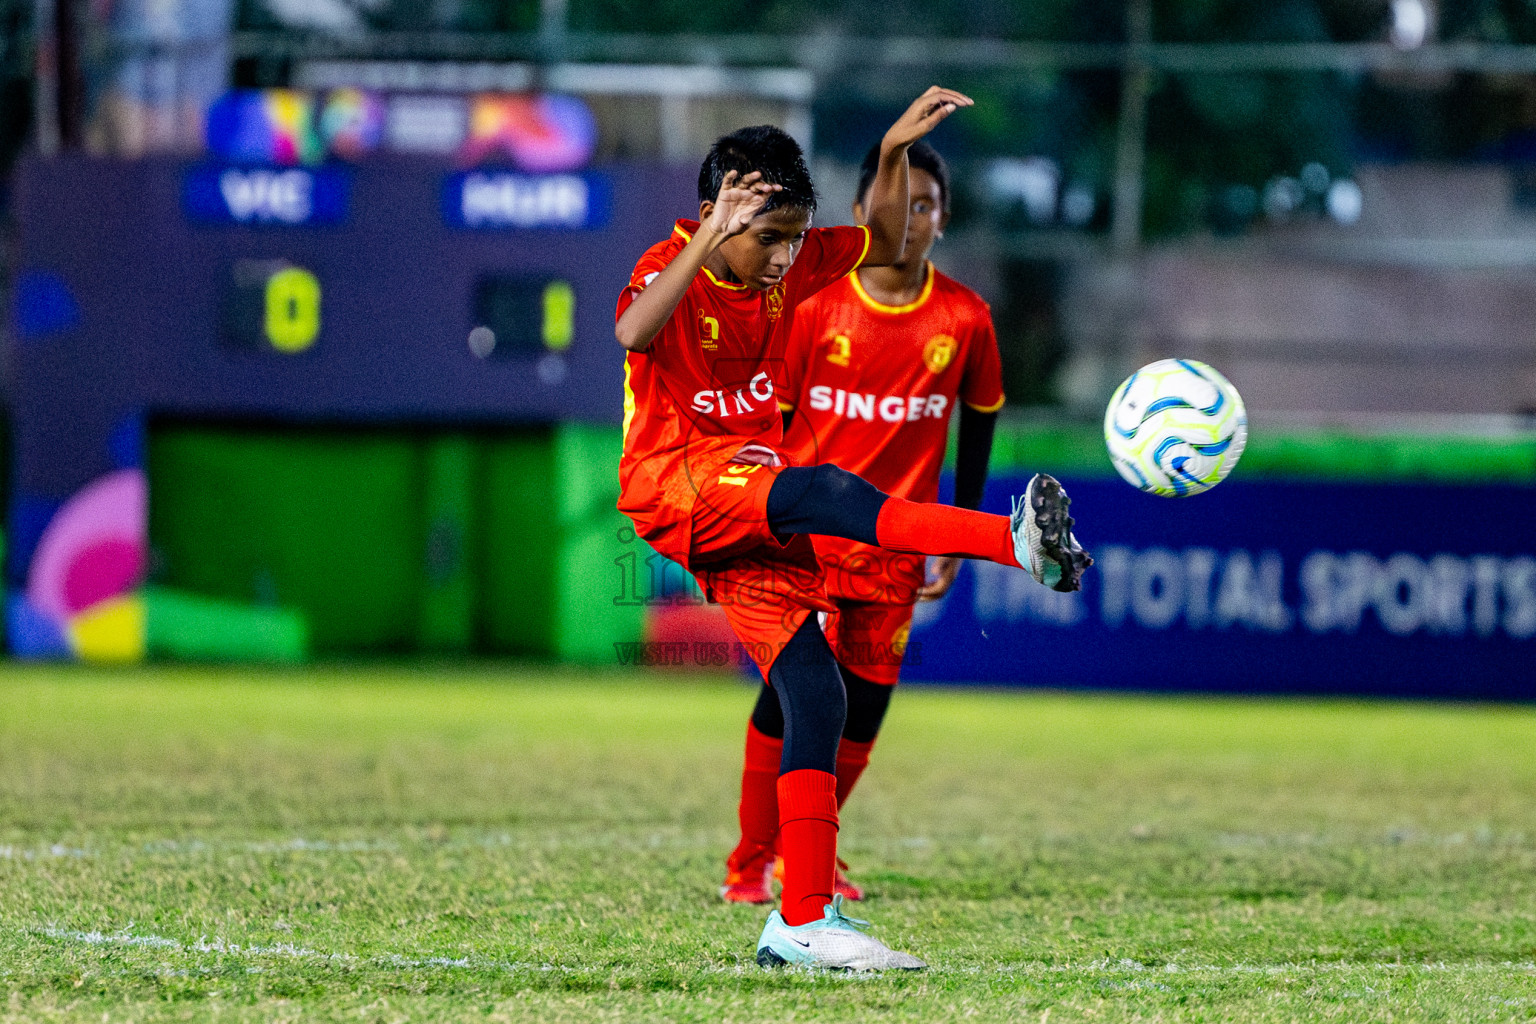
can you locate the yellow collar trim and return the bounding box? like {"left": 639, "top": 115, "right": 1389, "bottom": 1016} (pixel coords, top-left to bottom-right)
{"left": 701, "top": 266, "right": 749, "bottom": 291}
{"left": 674, "top": 224, "right": 750, "bottom": 291}
{"left": 850, "top": 262, "right": 935, "bottom": 315}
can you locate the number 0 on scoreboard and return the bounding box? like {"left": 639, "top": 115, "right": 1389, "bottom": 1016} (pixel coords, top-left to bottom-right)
{"left": 221, "top": 260, "right": 322, "bottom": 354}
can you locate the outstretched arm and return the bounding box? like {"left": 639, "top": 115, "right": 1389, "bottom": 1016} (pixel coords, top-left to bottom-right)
{"left": 615, "top": 171, "right": 780, "bottom": 353}
{"left": 861, "top": 86, "right": 973, "bottom": 268}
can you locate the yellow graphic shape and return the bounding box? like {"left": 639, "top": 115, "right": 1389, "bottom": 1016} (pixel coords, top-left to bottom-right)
{"left": 68, "top": 593, "right": 146, "bottom": 664}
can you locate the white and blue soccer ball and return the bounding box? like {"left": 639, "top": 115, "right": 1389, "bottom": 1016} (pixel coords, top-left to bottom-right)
{"left": 1104, "top": 358, "right": 1248, "bottom": 497}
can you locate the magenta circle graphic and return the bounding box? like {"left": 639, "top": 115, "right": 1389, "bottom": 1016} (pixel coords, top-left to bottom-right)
{"left": 61, "top": 538, "right": 145, "bottom": 615}
{"left": 27, "top": 469, "right": 147, "bottom": 622}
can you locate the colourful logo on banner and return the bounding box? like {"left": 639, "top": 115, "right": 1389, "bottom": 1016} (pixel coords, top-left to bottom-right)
{"left": 206, "top": 90, "right": 325, "bottom": 166}
{"left": 319, "top": 88, "right": 386, "bottom": 160}
{"left": 206, "top": 89, "right": 591, "bottom": 168}
{"left": 11, "top": 469, "right": 147, "bottom": 663}
{"left": 461, "top": 94, "right": 597, "bottom": 172}
{"left": 208, "top": 89, "right": 385, "bottom": 165}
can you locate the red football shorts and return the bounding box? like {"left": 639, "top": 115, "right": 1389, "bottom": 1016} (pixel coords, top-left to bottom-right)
{"left": 821, "top": 600, "right": 915, "bottom": 687}
{"left": 622, "top": 438, "right": 836, "bottom": 678}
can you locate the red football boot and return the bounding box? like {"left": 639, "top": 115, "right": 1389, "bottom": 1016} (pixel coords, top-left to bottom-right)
{"left": 721, "top": 855, "right": 775, "bottom": 904}
{"left": 773, "top": 855, "right": 864, "bottom": 901}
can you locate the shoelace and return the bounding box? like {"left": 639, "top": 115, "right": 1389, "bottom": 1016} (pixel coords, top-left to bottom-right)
{"left": 827, "top": 895, "right": 870, "bottom": 930}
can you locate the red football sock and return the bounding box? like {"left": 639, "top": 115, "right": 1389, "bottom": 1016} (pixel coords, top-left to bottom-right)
{"left": 875, "top": 497, "right": 1020, "bottom": 568}
{"left": 835, "top": 737, "right": 876, "bottom": 809}
{"left": 777, "top": 769, "right": 839, "bottom": 926}
{"left": 726, "top": 723, "right": 783, "bottom": 874}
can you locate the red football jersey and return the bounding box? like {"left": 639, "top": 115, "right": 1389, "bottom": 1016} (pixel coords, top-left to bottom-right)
{"left": 781, "top": 262, "right": 1004, "bottom": 602}
{"left": 615, "top": 219, "right": 871, "bottom": 560}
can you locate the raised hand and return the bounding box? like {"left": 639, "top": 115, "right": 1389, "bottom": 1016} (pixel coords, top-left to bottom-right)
{"left": 883, "top": 86, "right": 974, "bottom": 151}
{"left": 706, "top": 170, "right": 782, "bottom": 238}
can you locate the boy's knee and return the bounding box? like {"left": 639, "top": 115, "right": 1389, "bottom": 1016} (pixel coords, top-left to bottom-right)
{"left": 814, "top": 465, "right": 879, "bottom": 504}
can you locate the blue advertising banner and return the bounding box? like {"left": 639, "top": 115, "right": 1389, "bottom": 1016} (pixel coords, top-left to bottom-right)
{"left": 441, "top": 171, "right": 612, "bottom": 230}
{"left": 182, "top": 166, "right": 351, "bottom": 225}
{"left": 905, "top": 476, "right": 1536, "bottom": 699}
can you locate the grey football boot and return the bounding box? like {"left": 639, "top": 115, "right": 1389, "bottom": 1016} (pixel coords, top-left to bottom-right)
{"left": 1011, "top": 473, "right": 1093, "bottom": 592}
{"left": 756, "top": 896, "right": 925, "bottom": 972}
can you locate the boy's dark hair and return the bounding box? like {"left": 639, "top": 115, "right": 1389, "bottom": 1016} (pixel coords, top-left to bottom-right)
{"left": 856, "top": 140, "right": 950, "bottom": 214}
{"left": 698, "top": 125, "right": 817, "bottom": 215}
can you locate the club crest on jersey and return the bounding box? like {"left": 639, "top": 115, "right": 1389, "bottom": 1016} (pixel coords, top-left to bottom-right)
{"left": 698, "top": 311, "right": 720, "bottom": 351}
{"left": 765, "top": 283, "right": 785, "bottom": 321}
{"left": 826, "top": 333, "right": 852, "bottom": 367}
{"left": 923, "top": 334, "right": 958, "bottom": 373}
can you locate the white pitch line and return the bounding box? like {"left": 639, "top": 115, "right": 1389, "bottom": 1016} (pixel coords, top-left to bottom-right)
{"left": 29, "top": 928, "right": 1536, "bottom": 980}
{"left": 10, "top": 826, "right": 1536, "bottom": 866}
{"left": 32, "top": 927, "right": 553, "bottom": 974}
{"left": 0, "top": 845, "right": 88, "bottom": 860}
{"left": 5, "top": 830, "right": 731, "bottom": 862}
{"left": 940, "top": 958, "right": 1536, "bottom": 976}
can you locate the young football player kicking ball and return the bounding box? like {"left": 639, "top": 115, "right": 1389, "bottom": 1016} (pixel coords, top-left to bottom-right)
{"left": 721, "top": 141, "right": 1004, "bottom": 907}
{"left": 615, "top": 87, "right": 1092, "bottom": 971}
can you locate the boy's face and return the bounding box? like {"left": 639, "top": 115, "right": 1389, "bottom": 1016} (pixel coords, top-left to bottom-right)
{"left": 855, "top": 167, "right": 948, "bottom": 267}
{"left": 701, "top": 204, "right": 811, "bottom": 291}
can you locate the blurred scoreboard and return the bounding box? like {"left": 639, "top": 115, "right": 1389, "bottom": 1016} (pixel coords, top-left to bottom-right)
{"left": 9, "top": 155, "right": 694, "bottom": 501}
{"left": 5, "top": 155, "right": 694, "bottom": 660}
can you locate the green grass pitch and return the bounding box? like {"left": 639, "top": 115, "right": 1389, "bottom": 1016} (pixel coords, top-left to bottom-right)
{"left": 3, "top": 664, "right": 1535, "bottom": 1022}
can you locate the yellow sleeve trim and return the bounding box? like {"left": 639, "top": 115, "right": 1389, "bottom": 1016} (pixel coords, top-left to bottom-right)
{"left": 851, "top": 224, "right": 872, "bottom": 270}
{"left": 621, "top": 358, "right": 638, "bottom": 443}
{"left": 965, "top": 395, "right": 1006, "bottom": 414}
{"left": 778, "top": 401, "right": 796, "bottom": 412}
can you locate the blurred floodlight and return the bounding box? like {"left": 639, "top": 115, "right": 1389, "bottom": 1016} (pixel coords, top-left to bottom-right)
{"left": 1300, "top": 162, "right": 1330, "bottom": 194}
{"left": 262, "top": 0, "right": 369, "bottom": 32}
{"left": 537, "top": 353, "right": 568, "bottom": 385}
{"left": 1326, "top": 179, "right": 1364, "bottom": 225}
{"left": 1263, "top": 176, "right": 1304, "bottom": 221}
{"left": 1390, "top": 0, "right": 1429, "bottom": 50}
{"left": 1211, "top": 184, "right": 1260, "bottom": 234}
{"left": 1061, "top": 182, "right": 1096, "bottom": 227}
{"left": 986, "top": 158, "right": 1061, "bottom": 224}
{"left": 468, "top": 326, "right": 496, "bottom": 358}
{"left": 386, "top": 95, "right": 470, "bottom": 154}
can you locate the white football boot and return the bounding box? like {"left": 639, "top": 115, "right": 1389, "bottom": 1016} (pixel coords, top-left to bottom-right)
{"left": 1011, "top": 473, "right": 1093, "bottom": 593}
{"left": 756, "top": 896, "right": 925, "bottom": 972}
